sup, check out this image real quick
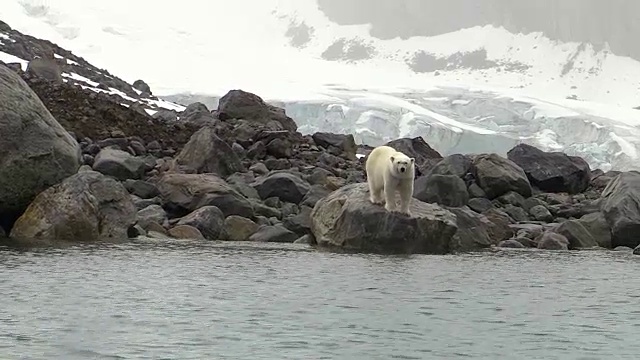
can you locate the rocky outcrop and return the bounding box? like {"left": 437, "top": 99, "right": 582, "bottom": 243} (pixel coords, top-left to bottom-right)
{"left": 217, "top": 89, "right": 298, "bottom": 132}
{"left": 600, "top": 171, "right": 640, "bottom": 248}
{"left": 10, "top": 170, "right": 136, "bottom": 244}
{"left": 472, "top": 153, "right": 532, "bottom": 199}
{"left": 311, "top": 183, "right": 458, "bottom": 254}
{"left": 173, "top": 126, "right": 243, "bottom": 177}
{"left": 0, "top": 64, "right": 81, "bottom": 232}
{"left": 507, "top": 143, "right": 591, "bottom": 194}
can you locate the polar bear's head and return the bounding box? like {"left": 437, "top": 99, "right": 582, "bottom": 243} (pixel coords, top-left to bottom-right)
{"left": 390, "top": 153, "right": 415, "bottom": 179}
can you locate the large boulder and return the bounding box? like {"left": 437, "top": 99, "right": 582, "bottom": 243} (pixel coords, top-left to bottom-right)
{"left": 179, "top": 102, "right": 216, "bottom": 127}
{"left": 311, "top": 183, "right": 457, "bottom": 254}
{"left": 311, "top": 132, "right": 357, "bottom": 159}
{"left": 385, "top": 136, "right": 442, "bottom": 175}
{"left": 252, "top": 171, "right": 311, "bottom": 204}
{"left": 216, "top": 90, "right": 297, "bottom": 132}
{"left": 10, "top": 170, "right": 136, "bottom": 244}
{"left": 173, "top": 125, "right": 243, "bottom": 177}
{"left": 92, "top": 147, "right": 146, "bottom": 181}
{"left": 472, "top": 153, "right": 532, "bottom": 199}
{"left": 413, "top": 174, "right": 469, "bottom": 207}
{"left": 0, "top": 64, "right": 81, "bottom": 231}
{"left": 156, "top": 173, "right": 254, "bottom": 218}
{"left": 507, "top": 143, "right": 591, "bottom": 194}
{"left": 600, "top": 171, "right": 640, "bottom": 248}
{"left": 447, "top": 207, "right": 499, "bottom": 252}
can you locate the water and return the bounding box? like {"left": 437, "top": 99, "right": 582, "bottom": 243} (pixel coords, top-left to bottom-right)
{"left": 0, "top": 239, "right": 639, "bottom": 360}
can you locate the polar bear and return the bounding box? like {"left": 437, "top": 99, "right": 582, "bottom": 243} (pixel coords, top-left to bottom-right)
{"left": 365, "top": 145, "right": 415, "bottom": 214}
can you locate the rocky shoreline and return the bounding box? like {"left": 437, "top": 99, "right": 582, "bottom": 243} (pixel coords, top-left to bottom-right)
{"left": 1, "top": 35, "right": 640, "bottom": 254}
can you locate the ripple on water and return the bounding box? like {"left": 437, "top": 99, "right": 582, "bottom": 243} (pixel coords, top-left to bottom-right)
{"left": 0, "top": 241, "right": 639, "bottom": 359}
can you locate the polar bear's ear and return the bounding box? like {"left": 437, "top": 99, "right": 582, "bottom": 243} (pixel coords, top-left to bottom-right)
{"left": 410, "top": 157, "right": 415, "bottom": 163}
{"left": 390, "top": 156, "right": 395, "bottom": 163}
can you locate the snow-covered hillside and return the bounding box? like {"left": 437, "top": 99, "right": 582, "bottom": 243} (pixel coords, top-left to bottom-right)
{"left": 4, "top": 0, "right": 640, "bottom": 171}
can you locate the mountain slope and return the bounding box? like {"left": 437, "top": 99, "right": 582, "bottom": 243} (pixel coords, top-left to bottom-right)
{"left": 4, "top": 0, "right": 640, "bottom": 172}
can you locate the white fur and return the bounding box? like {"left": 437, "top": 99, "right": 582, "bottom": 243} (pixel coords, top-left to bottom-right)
{"left": 365, "top": 145, "right": 415, "bottom": 215}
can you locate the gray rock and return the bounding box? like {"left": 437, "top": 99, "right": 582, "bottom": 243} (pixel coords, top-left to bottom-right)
{"left": 312, "top": 132, "right": 357, "bottom": 160}
{"left": 498, "top": 239, "right": 526, "bottom": 248}
{"left": 137, "top": 204, "right": 168, "bottom": 229}
{"left": 468, "top": 197, "right": 493, "bottom": 213}
{"left": 473, "top": 153, "right": 532, "bottom": 199}
{"left": 552, "top": 220, "right": 599, "bottom": 249}
{"left": 124, "top": 179, "right": 160, "bottom": 199}
{"left": 157, "top": 173, "right": 254, "bottom": 218}
{"left": 93, "top": 147, "right": 146, "bottom": 181}
{"left": 311, "top": 183, "right": 457, "bottom": 254}
{"left": 293, "top": 234, "right": 315, "bottom": 245}
{"left": 600, "top": 172, "right": 640, "bottom": 248}
{"left": 173, "top": 126, "right": 243, "bottom": 177}
{"left": 223, "top": 215, "right": 260, "bottom": 241}
{"left": 414, "top": 174, "right": 469, "bottom": 207}
{"left": 10, "top": 170, "right": 136, "bottom": 244}
{"left": 180, "top": 102, "right": 216, "bottom": 126}
{"left": 177, "top": 206, "right": 225, "bottom": 240}
{"left": 252, "top": 172, "right": 311, "bottom": 204}
{"left": 217, "top": 90, "right": 297, "bottom": 132}
{"left": 249, "top": 225, "right": 299, "bottom": 243}
{"left": 577, "top": 212, "right": 612, "bottom": 248}
{"left": 26, "top": 57, "right": 62, "bottom": 82}
{"left": 448, "top": 207, "right": 498, "bottom": 252}
{"left": 536, "top": 231, "right": 570, "bottom": 250}
{"left": 529, "top": 205, "right": 553, "bottom": 222}
{"left": 283, "top": 205, "right": 313, "bottom": 235}
{"left": 427, "top": 154, "right": 473, "bottom": 178}
{"left": 0, "top": 64, "right": 81, "bottom": 230}
{"left": 300, "top": 185, "right": 331, "bottom": 208}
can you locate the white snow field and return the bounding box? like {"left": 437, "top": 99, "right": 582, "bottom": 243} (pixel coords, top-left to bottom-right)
{"left": 3, "top": 0, "right": 640, "bottom": 171}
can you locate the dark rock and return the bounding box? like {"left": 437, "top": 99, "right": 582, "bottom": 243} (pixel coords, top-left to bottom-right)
{"left": 180, "top": 102, "right": 216, "bottom": 126}
{"left": 0, "top": 64, "right": 81, "bottom": 231}
{"left": 468, "top": 197, "right": 493, "bottom": 213}
{"left": 577, "top": 212, "right": 612, "bottom": 248}
{"left": 157, "top": 173, "right": 254, "bottom": 219}
{"left": 137, "top": 204, "right": 168, "bottom": 229}
{"left": 152, "top": 109, "right": 178, "bottom": 123}
{"left": 266, "top": 138, "right": 293, "bottom": 158}
{"left": 10, "top": 170, "right": 136, "bottom": 243}
{"left": 249, "top": 199, "right": 282, "bottom": 219}
{"left": 124, "top": 179, "right": 160, "bottom": 199}
{"left": 498, "top": 239, "right": 526, "bottom": 248}
{"left": 473, "top": 153, "right": 532, "bottom": 199}
{"left": 252, "top": 172, "right": 311, "bottom": 204}
{"left": 529, "top": 205, "right": 553, "bottom": 222}
{"left": 132, "top": 79, "right": 151, "bottom": 95}
{"left": 311, "top": 183, "right": 457, "bottom": 254}
{"left": 496, "top": 191, "right": 526, "bottom": 207}
{"left": 26, "top": 57, "right": 63, "bottom": 83}
{"left": 448, "top": 207, "right": 498, "bottom": 252}
{"left": 482, "top": 208, "right": 515, "bottom": 241}
{"left": 283, "top": 205, "right": 313, "bottom": 235}
{"left": 467, "top": 183, "right": 486, "bottom": 198}
{"left": 177, "top": 206, "right": 225, "bottom": 240}
{"left": 503, "top": 205, "right": 529, "bottom": 222}
{"left": 600, "top": 172, "right": 640, "bottom": 248}
{"left": 300, "top": 185, "right": 331, "bottom": 208}
{"left": 385, "top": 136, "right": 442, "bottom": 175}
{"left": 312, "top": 132, "right": 357, "bottom": 159}
{"left": 552, "top": 220, "right": 599, "bottom": 249}
{"left": 168, "top": 225, "right": 204, "bottom": 240}
{"left": 507, "top": 143, "right": 591, "bottom": 194}
{"left": 173, "top": 126, "right": 243, "bottom": 177}
{"left": 249, "top": 225, "right": 299, "bottom": 243}
{"left": 536, "top": 231, "right": 570, "bottom": 250}
{"left": 217, "top": 90, "right": 297, "bottom": 132}
{"left": 427, "top": 154, "right": 473, "bottom": 178}
{"left": 92, "top": 147, "right": 145, "bottom": 181}
{"left": 413, "top": 174, "right": 469, "bottom": 207}
{"left": 223, "top": 215, "right": 260, "bottom": 241}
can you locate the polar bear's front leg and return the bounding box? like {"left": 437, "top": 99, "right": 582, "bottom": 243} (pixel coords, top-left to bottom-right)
{"left": 398, "top": 179, "right": 413, "bottom": 215}
{"left": 383, "top": 179, "right": 398, "bottom": 212}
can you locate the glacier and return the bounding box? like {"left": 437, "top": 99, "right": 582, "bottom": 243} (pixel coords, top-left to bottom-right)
{"left": 4, "top": 0, "right": 640, "bottom": 172}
